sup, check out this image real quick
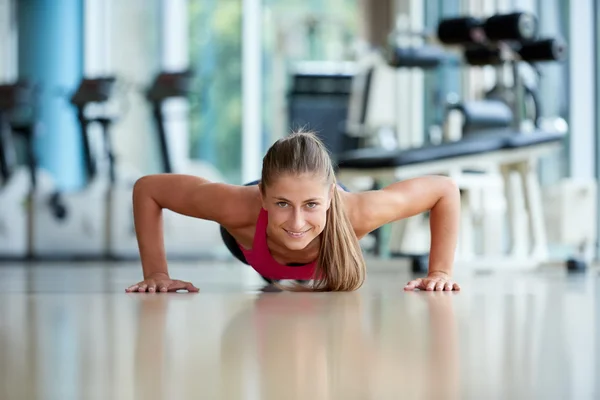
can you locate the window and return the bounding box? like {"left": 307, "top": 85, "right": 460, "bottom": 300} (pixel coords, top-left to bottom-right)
{"left": 188, "top": 0, "right": 243, "bottom": 183}
{"left": 260, "top": 0, "right": 360, "bottom": 147}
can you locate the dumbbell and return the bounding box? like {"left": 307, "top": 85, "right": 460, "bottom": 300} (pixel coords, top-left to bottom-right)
{"left": 438, "top": 12, "right": 538, "bottom": 45}
{"left": 518, "top": 38, "right": 566, "bottom": 62}
{"left": 437, "top": 16, "right": 484, "bottom": 45}
{"left": 463, "top": 38, "right": 566, "bottom": 65}
{"left": 464, "top": 45, "right": 503, "bottom": 66}
{"left": 484, "top": 12, "right": 537, "bottom": 42}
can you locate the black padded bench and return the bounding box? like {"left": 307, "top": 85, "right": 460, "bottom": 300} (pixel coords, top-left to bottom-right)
{"left": 335, "top": 130, "right": 566, "bottom": 269}
{"left": 336, "top": 130, "right": 564, "bottom": 170}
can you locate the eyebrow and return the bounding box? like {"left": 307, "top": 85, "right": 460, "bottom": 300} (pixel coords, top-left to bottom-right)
{"left": 273, "top": 197, "right": 322, "bottom": 203}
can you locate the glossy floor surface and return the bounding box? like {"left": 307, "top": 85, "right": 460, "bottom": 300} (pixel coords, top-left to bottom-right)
{"left": 0, "top": 261, "right": 598, "bottom": 400}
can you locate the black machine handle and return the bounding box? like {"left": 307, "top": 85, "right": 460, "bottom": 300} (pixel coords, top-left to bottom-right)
{"left": 152, "top": 105, "right": 173, "bottom": 174}
{"left": 70, "top": 77, "right": 116, "bottom": 107}
{"left": 10, "top": 124, "right": 38, "bottom": 188}
{"left": 76, "top": 108, "right": 98, "bottom": 183}
{"left": 98, "top": 117, "right": 115, "bottom": 184}
{"left": 0, "top": 111, "right": 17, "bottom": 184}
{"left": 146, "top": 70, "right": 194, "bottom": 174}
{"left": 0, "top": 82, "right": 38, "bottom": 187}
{"left": 146, "top": 70, "right": 194, "bottom": 103}
{"left": 70, "top": 77, "right": 117, "bottom": 184}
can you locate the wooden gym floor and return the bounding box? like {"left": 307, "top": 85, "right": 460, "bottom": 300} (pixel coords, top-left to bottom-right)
{"left": 0, "top": 259, "right": 598, "bottom": 400}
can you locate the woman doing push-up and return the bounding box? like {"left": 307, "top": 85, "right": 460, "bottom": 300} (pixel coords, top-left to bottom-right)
{"left": 126, "top": 131, "right": 461, "bottom": 293}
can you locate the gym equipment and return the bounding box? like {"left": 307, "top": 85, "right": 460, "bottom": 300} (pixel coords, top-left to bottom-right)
{"left": 437, "top": 12, "right": 538, "bottom": 45}
{"left": 444, "top": 100, "right": 514, "bottom": 137}
{"left": 386, "top": 44, "right": 454, "bottom": 69}
{"left": 543, "top": 179, "right": 597, "bottom": 273}
{"left": 69, "top": 77, "right": 142, "bottom": 260}
{"left": 287, "top": 62, "right": 360, "bottom": 157}
{"left": 0, "top": 77, "right": 138, "bottom": 260}
{"left": 518, "top": 38, "right": 566, "bottom": 62}
{"left": 29, "top": 77, "right": 117, "bottom": 259}
{"left": 438, "top": 12, "right": 567, "bottom": 131}
{"left": 336, "top": 128, "right": 566, "bottom": 269}
{"left": 146, "top": 70, "right": 194, "bottom": 174}
{"left": 463, "top": 46, "right": 502, "bottom": 66}
{"left": 0, "top": 81, "right": 41, "bottom": 258}
{"left": 335, "top": 11, "right": 568, "bottom": 271}
{"left": 145, "top": 70, "right": 227, "bottom": 259}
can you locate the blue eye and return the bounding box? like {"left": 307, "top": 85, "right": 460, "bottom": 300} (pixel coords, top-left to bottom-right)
{"left": 306, "top": 202, "right": 317, "bottom": 209}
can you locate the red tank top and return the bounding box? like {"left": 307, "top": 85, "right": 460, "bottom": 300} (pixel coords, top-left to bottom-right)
{"left": 238, "top": 208, "right": 317, "bottom": 280}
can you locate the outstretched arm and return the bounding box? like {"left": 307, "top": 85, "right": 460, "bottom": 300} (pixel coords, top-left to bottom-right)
{"left": 127, "top": 174, "right": 257, "bottom": 293}
{"left": 351, "top": 175, "right": 461, "bottom": 291}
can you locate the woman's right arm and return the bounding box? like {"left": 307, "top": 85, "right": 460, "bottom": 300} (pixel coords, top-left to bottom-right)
{"left": 127, "top": 174, "right": 257, "bottom": 292}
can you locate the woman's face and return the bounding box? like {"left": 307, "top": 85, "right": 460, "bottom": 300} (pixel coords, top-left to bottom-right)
{"left": 260, "top": 173, "right": 333, "bottom": 251}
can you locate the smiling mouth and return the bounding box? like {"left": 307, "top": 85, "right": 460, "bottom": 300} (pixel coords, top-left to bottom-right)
{"left": 284, "top": 229, "right": 310, "bottom": 238}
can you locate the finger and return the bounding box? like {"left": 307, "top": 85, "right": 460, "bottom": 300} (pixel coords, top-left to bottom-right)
{"left": 444, "top": 282, "right": 453, "bottom": 291}
{"left": 407, "top": 278, "right": 422, "bottom": 287}
{"left": 185, "top": 282, "right": 200, "bottom": 292}
{"left": 137, "top": 284, "right": 148, "bottom": 292}
{"left": 126, "top": 284, "right": 139, "bottom": 293}
{"left": 435, "top": 281, "right": 445, "bottom": 291}
{"left": 404, "top": 280, "right": 416, "bottom": 289}
{"left": 167, "top": 281, "right": 187, "bottom": 292}
{"left": 426, "top": 280, "right": 437, "bottom": 291}
{"left": 404, "top": 279, "right": 422, "bottom": 290}
{"left": 147, "top": 283, "right": 157, "bottom": 293}
{"left": 453, "top": 283, "right": 461, "bottom": 291}
{"left": 158, "top": 285, "right": 169, "bottom": 293}
{"left": 169, "top": 281, "right": 199, "bottom": 293}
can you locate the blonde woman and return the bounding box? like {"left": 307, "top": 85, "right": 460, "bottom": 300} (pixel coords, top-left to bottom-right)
{"left": 126, "top": 131, "right": 461, "bottom": 292}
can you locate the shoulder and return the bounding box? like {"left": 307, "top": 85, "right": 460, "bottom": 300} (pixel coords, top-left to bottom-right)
{"left": 338, "top": 190, "right": 375, "bottom": 238}
{"left": 338, "top": 187, "right": 406, "bottom": 238}
{"left": 217, "top": 184, "right": 263, "bottom": 249}
{"left": 338, "top": 176, "right": 459, "bottom": 237}
{"left": 219, "top": 184, "right": 263, "bottom": 229}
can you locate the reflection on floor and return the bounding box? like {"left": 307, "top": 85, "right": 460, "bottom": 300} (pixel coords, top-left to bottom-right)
{"left": 0, "top": 260, "right": 598, "bottom": 400}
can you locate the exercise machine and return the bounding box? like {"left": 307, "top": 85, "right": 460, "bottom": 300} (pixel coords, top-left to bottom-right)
{"left": 437, "top": 12, "right": 567, "bottom": 134}
{"left": 145, "top": 70, "right": 227, "bottom": 259}
{"left": 28, "top": 77, "right": 118, "bottom": 259}
{"left": 69, "top": 77, "right": 143, "bottom": 259}
{"left": 336, "top": 11, "right": 569, "bottom": 272}
{"left": 0, "top": 81, "right": 43, "bottom": 258}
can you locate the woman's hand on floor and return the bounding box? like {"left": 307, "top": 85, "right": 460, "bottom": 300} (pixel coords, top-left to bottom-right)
{"left": 404, "top": 271, "right": 460, "bottom": 291}
{"left": 126, "top": 272, "right": 199, "bottom": 293}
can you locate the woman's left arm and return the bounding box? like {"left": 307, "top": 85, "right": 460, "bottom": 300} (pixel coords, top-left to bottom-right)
{"left": 349, "top": 175, "right": 461, "bottom": 291}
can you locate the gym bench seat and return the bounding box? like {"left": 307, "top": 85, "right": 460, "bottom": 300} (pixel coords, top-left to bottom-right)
{"left": 335, "top": 130, "right": 565, "bottom": 268}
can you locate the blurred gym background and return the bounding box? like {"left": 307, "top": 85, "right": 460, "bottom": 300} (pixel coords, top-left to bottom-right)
{"left": 0, "top": 0, "right": 597, "bottom": 273}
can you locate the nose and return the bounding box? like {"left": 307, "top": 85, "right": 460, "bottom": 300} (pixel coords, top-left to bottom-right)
{"left": 289, "top": 208, "right": 306, "bottom": 231}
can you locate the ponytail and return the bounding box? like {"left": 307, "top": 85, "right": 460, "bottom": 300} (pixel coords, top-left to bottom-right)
{"left": 311, "top": 183, "right": 366, "bottom": 291}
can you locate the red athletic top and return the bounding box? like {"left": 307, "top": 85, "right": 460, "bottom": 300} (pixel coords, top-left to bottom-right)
{"left": 238, "top": 208, "right": 317, "bottom": 280}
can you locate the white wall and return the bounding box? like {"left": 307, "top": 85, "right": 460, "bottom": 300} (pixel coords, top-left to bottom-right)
{"left": 242, "top": 0, "right": 263, "bottom": 182}
{"left": 160, "top": 0, "right": 190, "bottom": 174}
{"left": 568, "top": 0, "right": 595, "bottom": 180}
{"left": 84, "top": 0, "right": 111, "bottom": 78}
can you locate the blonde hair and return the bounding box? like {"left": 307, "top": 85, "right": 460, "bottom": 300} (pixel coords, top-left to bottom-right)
{"left": 260, "top": 131, "right": 366, "bottom": 291}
